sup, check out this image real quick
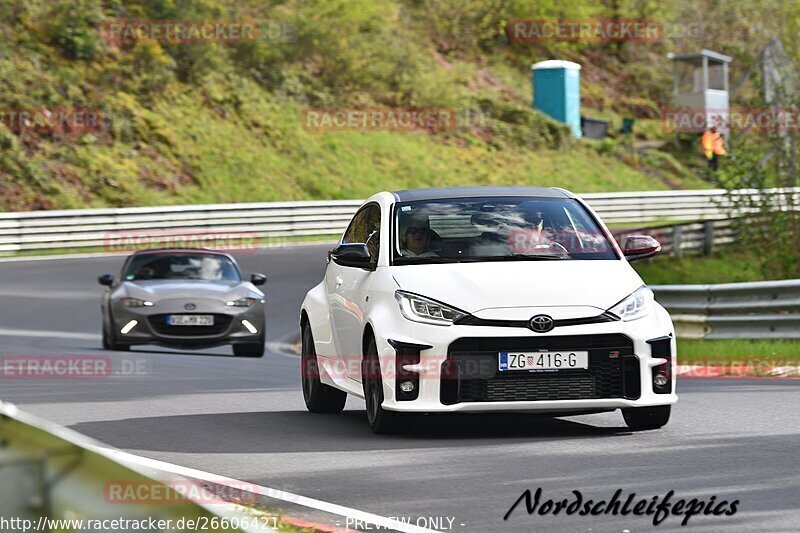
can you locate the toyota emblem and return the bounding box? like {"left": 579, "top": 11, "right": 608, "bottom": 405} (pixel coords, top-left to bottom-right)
{"left": 529, "top": 314, "right": 555, "bottom": 333}
{"left": 184, "top": 303, "right": 196, "bottom": 310}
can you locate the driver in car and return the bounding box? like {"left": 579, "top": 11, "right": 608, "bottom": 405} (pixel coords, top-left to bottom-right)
{"left": 399, "top": 214, "right": 439, "bottom": 257}
{"left": 510, "top": 210, "right": 551, "bottom": 253}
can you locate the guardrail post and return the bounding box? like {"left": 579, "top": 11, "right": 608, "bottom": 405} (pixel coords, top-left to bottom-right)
{"left": 672, "top": 226, "right": 683, "bottom": 258}
{"left": 703, "top": 220, "right": 715, "bottom": 256}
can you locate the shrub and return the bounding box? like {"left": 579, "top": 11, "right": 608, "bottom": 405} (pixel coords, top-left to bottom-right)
{"left": 44, "top": 0, "right": 102, "bottom": 60}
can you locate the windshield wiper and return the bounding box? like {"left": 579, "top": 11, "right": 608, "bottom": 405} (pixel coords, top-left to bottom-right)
{"left": 394, "top": 257, "right": 465, "bottom": 264}
{"left": 460, "top": 253, "right": 568, "bottom": 262}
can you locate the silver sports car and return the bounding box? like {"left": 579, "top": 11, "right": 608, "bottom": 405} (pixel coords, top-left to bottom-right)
{"left": 99, "top": 249, "right": 266, "bottom": 357}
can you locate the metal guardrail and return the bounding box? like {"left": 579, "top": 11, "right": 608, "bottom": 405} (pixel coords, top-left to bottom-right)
{"left": 581, "top": 186, "right": 800, "bottom": 224}
{"left": 0, "top": 401, "right": 272, "bottom": 532}
{"left": 652, "top": 280, "right": 800, "bottom": 339}
{"left": 0, "top": 200, "right": 364, "bottom": 252}
{"left": 0, "top": 187, "right": 798, "bottom": 253}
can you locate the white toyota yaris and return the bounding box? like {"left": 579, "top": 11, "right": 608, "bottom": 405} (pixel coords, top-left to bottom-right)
{"left": 300, "top": 187, "right": 677, "bottom": 433}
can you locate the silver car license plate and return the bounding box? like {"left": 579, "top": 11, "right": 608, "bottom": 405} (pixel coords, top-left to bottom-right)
{"left": 167, "top": 314, "right": 214, "bottom": 326}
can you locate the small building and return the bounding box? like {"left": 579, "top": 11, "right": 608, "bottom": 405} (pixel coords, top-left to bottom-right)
{"left": 667, "top": 49, "right": 733, "bottom": 132}
{"left": 532, "top": 60, "right": 582, "bottom": 138}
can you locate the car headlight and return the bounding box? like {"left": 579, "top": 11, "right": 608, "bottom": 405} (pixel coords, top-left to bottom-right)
{"left": 607, "top": 286, "right": 653, "bottom": 321}
{"left": 395, "top": 291, "right": 468, "bottom": 325}
{"left": 121, "top": 298, "right": 154, "bottom": 308}
{"left": 226, "top": 297, "right": 262, "bottom": 307}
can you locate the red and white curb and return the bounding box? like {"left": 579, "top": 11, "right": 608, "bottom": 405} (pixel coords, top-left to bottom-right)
{"left": 677, "top": 364, "right": 800, "bottom": 378}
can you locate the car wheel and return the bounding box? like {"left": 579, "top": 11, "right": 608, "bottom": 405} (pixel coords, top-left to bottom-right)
{"left": 102, "top": 320, "right": 111, "bottom": 350}
{"left": 233, "top": 335, "right": 265, "bottom": 357}
{"left": 622, "top": 405, "right": 671, "bottom": 431}
{"left": 362, "top": 337, "right": 402, "bottom": 434}
{"left": 301, "top": 325, "right": 346, "bottom": 413}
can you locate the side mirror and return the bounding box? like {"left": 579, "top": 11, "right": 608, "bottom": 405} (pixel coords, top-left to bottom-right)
{"left": 98, "top": 273, "right": 114, "bottom": 286}
{"left": 250, "top": 273, "right": 267, "bottom": 286}
{"left": 622, "top": 235, "right": 661, "bottom": 261}
{"left": 330, "top": 243, "right": 374, "bottom": 270}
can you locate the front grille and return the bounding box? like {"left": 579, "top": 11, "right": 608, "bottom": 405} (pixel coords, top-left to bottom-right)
{"left": 442, "top": 334, "right": 640, "bottom": 404}
{"left": 147, "top": 314, "right": 233, "bottom": 337}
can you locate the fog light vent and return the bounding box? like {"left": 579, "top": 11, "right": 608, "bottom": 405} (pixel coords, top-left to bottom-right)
{"left": 388, "top": 339, "right": 430, "bottom": 402}
{"left": 647, "top": 336, "right": 673, "bottom": 395}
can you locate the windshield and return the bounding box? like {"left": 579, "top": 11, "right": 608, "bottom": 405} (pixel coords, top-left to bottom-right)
{"left": 122, "top": 253, "right": 241, "bottom": 282}
{"left": 393, "top": 197, "right": 618, "bottom": 264}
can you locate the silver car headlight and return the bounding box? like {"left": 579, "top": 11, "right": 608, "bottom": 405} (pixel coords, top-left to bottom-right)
{"left": 607, "top": 286, "right": 653, "bottom": 321}
{"left": 395, "top": 291, "right": 467, "bottom": 325}
{"left": 121, "top": 298, "right": 154, "bottom": 308}
{"left": 226, "top": 297, "right": 262, "bottom": 307}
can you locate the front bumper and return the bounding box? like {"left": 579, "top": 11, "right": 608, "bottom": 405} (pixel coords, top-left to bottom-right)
{"left": 368, "top": 304, "right": 677, "bottom": 413}
{"left": 110, "top": 298, "right": 264, "bottom": 348}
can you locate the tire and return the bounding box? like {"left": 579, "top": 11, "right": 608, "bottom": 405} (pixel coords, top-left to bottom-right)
{"left": 103, "top": 314, "right": 130, "bottom": 351}
{"left": 622, "top": 405, "right": 671, "bottom": 431}
{"left": 362, "top": 337, "right": 402, "bottom": 434}
{"left": 233, "top": 335, "right": 265, "bottom": 357}
{"left": 102, "top": 321, "right": 111, "bottom": 350}
{"left": 301, "top": 325, "right": 346, "bottom": 414}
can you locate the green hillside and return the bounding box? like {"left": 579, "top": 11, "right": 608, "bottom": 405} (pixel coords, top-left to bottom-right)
{"left": 1, "top": 0, "right": 798, "bottom": 211}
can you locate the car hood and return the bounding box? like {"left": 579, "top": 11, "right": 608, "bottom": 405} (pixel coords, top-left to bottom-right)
{"left": 391, "top": 260, "right": 643, "bottom": 316}
{"left": 120, "top": 280, "right": 258, "bottom": 301}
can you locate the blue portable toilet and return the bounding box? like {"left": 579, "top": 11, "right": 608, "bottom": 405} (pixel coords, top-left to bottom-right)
{"left": 532, "top": 60, "right": 582, "bottom": 138}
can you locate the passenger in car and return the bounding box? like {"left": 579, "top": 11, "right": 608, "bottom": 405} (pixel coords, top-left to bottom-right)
{"left": 399, "top": 214, "right": 439, "bottom": 257}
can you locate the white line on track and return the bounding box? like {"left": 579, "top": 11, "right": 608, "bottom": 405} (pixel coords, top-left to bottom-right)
{"left": 0, "top": 327, "right": 100, "bottom": 340}
{"left": 0, "top": 251, "right": 127, "bottom": 263}
{"left": 93, "top": 446, "right": 438, "bottom": 533}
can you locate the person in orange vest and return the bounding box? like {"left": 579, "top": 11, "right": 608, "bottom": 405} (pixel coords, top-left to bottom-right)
{"left": 701, "top": 126, "right": 726, "bottom": 171}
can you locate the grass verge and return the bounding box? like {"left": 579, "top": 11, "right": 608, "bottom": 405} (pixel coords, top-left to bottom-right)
{"left": 634, "top": 250, "right": 768, "bottom": 285}
{"left": 678, "top": 339, "right": 800, "bottom": 366}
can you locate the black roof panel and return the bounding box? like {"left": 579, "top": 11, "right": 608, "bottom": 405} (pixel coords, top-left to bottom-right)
{"left": 131, "top": 248, "right": 231, "bottom": 256}
{"left": 391, "top": 186, "right": 571, "bottom": 202}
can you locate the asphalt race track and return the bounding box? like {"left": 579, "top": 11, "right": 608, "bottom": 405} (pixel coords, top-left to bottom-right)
{"left": 1, "top": 245, "right": 799, "bottom": 532}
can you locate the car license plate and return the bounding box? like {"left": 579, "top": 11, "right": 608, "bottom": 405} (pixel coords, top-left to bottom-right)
{"left": 167, "top": 314, "right": 214, "bottom": 326}
{"left": 498, "top": 351, "right": 588, "bottom": 372}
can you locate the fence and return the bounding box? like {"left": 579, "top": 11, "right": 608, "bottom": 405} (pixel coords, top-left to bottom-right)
{"left": 0, "top": 187, "right": 798, "bottom": 254}
{"left": 651, "top": 280, "right": 800, "bottom": 339}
